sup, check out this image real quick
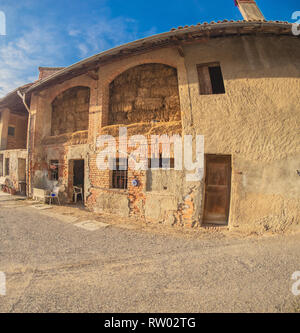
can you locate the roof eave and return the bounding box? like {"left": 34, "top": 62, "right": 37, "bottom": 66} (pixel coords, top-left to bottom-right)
{"left": 24, "top": 20, "right": 295, "bottom": 94}
{"left": 0, "top": 83, "right": 33, "bottom": 111}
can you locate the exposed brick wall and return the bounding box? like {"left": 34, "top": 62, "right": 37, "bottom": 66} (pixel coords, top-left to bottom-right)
{"left": 28, "top": 73, "right": 98, "bottom": 201}
{"left": 38, "top": 67, "right": 64, "bottom": 80}
{"left": 128, "top": 170, "right": 146, "bottom": 218}
{"left": 88, "top": 153, "right": 111, "bottom": 190}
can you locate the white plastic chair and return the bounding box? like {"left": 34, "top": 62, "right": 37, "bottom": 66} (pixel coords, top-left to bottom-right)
{"left": 48, "top": 186, "right": 60, "bottom": 205}
{"left": 73, "top": 186, "right": 83, "bottom": 203}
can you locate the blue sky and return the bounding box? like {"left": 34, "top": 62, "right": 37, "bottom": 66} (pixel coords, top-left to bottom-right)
{"left": 0, "top": 0, "right": 298, "bottom": 97}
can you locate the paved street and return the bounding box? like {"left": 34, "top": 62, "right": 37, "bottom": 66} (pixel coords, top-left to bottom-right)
{"left": 0, "top": 193, "right": 299, "bottom": 313}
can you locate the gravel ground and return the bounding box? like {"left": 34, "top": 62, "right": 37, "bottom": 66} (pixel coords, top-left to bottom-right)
{"left": 0, "top": 193, "right": 299, "bottom": 313}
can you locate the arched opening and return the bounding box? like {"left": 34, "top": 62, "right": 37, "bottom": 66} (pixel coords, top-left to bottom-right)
{"left": 51, "top": 86, "right": 90, "bottom": 136}
{"left": 109, "top": 63, "right": 181, "bottom": 125}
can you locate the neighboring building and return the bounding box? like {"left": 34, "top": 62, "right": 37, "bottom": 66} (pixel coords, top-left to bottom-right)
{"left": 0, "top": 84, "right": 32, "bottom": 193}
{"left": 0, "top": 0, "right": 299, "bottom": 232}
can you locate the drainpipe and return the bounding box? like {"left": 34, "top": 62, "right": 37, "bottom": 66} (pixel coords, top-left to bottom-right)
{"left": 17, "top": 90, "right": 31, "bottom": 197}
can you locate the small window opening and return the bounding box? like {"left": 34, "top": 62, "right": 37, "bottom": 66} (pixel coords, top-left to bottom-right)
{"left": 112, "top": 158, "right": 128, "bottom": 190}
{"left": 197, "top": 63, "right": 225, "bottom": 95}
{"left": 50, "top": 160, "right": 59, "bottom": 181}
{"left": 8, "top": 126, "right": 15, "bottom": 137}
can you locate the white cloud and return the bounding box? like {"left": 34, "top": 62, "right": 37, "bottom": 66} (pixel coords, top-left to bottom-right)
{"left": 68, "top": 15, "right": 142, "bottom": 59}
{"left": 0, "top": 3, "right": 158, "bottom": 98}
{"left": 77, "top": 43, "right": 90, "bottom": 58}
{"left": 68, "top": 29, "right": 81, "bottom": 37}
{"left": 0, "top": 25, "right": 67, "bottom": 97}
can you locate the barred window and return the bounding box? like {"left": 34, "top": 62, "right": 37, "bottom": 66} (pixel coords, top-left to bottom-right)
{"left": 50, "top": 160, "right": 59, "bottom": 181}
{"left": 112, "top": 158, "right": 128, "bottom": 190}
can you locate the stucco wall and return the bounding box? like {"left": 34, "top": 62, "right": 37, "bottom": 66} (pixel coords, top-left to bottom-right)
{"left": 183, "top": 35, "right": 300, "bottom": 232}
{"left": 0, "top": 109, "right": 27, "bottom": 150}
{"left": 0, "top": 108, "right": 10, "bottom": 150}
{"left": 0, "top": 149, "right": 27, "bottom": 190}
{"left": 6, "top": 113, "right": 27, "bottom": 150}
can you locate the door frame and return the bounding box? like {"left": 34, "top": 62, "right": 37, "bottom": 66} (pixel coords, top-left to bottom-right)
{"left": 201, "top": 154, "right": 232, "bottom": 226}
{"left": 68, "top": 158, "right": 85, "bottom": 205}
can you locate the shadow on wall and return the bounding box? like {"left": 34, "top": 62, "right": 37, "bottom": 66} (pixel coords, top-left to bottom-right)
{"left": 184, "top": 35, "right": 300, "bottom": 82}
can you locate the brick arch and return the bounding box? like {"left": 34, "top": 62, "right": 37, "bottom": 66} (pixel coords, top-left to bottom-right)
{"left": 107, "top": 63, "right": 181, "bottom": 126}
{"left": 105, "top": 59, "right": 179, "bottom": 87}
{"left": 49, "top": 84, "right": 92, "bottom": 105}
{"left": 51, "top": 86, "right": 91, "bottom": 136}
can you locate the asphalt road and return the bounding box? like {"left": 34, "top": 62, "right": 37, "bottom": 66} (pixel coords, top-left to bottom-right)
{"left": 0, "top": 194, "right": 299, "bottom": 313}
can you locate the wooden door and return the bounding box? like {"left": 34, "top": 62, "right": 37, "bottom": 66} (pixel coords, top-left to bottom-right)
{"left": 203, "top": 155, "right": 232, "bottom": 225}
{"left": 18, "top": 158, "right": 26, "bottom": 182}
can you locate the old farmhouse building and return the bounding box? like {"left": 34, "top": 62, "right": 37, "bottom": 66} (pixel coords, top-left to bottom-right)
{"left": 0, "top": 0, "right": 299, "bottom": 232}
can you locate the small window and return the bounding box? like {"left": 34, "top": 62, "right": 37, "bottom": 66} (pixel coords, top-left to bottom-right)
{"left": 49, "top": 160, "right": 59, "bottom": 181}
{"left": 148, "top": 153, "right": 175, "bottom": 169}
{"left": 197, "top": 63, "right": 225, "bottom": 95}
{"left": 5, "top": 158, "right": 9, "bottom": 176}
{"left": 112, "top": 158, "right": 128, "bottom": 190}
{"left": 8, "top": 126, "right": 15, "bottom": 137}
